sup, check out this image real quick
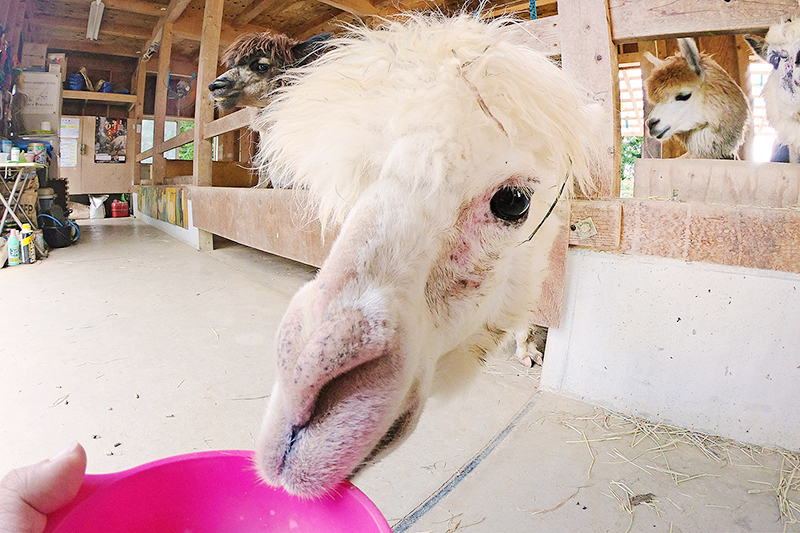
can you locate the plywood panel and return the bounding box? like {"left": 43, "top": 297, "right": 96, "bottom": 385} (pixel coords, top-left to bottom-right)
{"left": 61, "top": 116, "right": 132, "bottom": 195}
{"left": 190, "top": 187, "right": 338, "bottom": 267}
{"left": 510, "top": 15, "right": 561, "bottom": 56}
{"left": 558, "top": 0, "right": 621, "bottom": 198}
{"left": 569, "top": 199, "right": 622, "bottom": 250}
{"left": 608, "top": 0, "right": 795, "bottom": 44}
{"left": 165, "top": 160, "right": 258, "bottom": 187}
{"left": 634, "top": 159, "right": 800, "bottom": 208}
{"left": 620, "top": 199, "right": 800, "bottom": 274}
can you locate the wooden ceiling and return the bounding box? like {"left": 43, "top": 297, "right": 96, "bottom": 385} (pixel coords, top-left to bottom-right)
{"left": 24, "top": 0, "right": 557, "bottom": 64}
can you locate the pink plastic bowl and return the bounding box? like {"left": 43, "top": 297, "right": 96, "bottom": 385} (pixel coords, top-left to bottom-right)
{"left": 43, "top": 450, "right": 392, "bottom": 533}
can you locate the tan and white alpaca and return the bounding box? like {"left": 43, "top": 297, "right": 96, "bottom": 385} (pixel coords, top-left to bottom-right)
{"left": 644, "top": 38, "right": 750, "bottom": 159}
{"left": 746, "top": 19, "right": 800, "bottom": 163}
{"left": 251, "top": 14, "right": 603, "bottom": 497}
{"left": 208, "top": 32, "right": 329, "bottom": 109}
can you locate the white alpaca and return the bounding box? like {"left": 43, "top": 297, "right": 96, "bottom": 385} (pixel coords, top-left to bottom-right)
{"left": 252, "top": 14, "right": 603, "bottom": 497}
{"left": 747, "top": 19, "right": 800, "bottom": 162}
{"left": 644, "top": 38, "right": 750, "bottom": 159}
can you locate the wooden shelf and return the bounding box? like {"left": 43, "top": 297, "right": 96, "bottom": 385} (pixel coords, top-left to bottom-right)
{"left": 62, "top": 90, "right": 137, "bottom": 106}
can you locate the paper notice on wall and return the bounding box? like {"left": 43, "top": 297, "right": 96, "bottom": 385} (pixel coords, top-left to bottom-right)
{"left": 60, "top": 117, "right": 80, "bottom": 139}
{"left": 20, "top": 72, "right": 60, "bottom": 115}
{"left": 60, "top": 138, "right": 78, "bottom": 168}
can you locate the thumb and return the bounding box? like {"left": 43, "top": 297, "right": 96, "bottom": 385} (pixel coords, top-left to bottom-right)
{"left": 0, "top": 443, "right": 87, "bottom": 533}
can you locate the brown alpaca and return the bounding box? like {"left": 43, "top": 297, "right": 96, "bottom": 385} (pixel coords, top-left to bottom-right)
{"left": 209, "top": 32, "right": 330, "bottom": 110}
{"left": 644, "top": 38, "right": 750, "bottom": 159}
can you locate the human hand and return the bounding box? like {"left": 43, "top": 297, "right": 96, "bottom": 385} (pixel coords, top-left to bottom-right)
{"left": 0, "top": 443, "right": 86, "bottom": 533}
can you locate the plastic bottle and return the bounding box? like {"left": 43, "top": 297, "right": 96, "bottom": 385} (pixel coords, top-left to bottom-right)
{"left": 20, "top": 223, "right": 35, "bottom": 263}
{"left": 7, "top": 229, "right": 20, "bottom": 266}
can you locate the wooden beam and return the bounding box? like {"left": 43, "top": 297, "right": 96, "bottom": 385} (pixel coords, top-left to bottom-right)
{"left": 63, "top": 90, "right": 138, "bottom": 105}
{"left": 618, "top": 199, "right": 800, "bottom": 275}
{"left": 152, "top": 21, "right": 173, "bottom": 184}
{"left": 193, "top": 0, "right": 224, "bottom": 188}
{"left": 558, "top": 0, "right": 621, "bottom": 198}
{"left": 143, "top": 0, "right": 195, "bottom": 59}
{"left": 638, "top": 41, "right": 661, "bottom": 159}
{"left": 316, "top": 0, "right": 384, "bottom": 18}
{"left": 295, "top": 12, "right": 353, "bottom": 40}
{"left": 54, "top": 0, "right": 168, "bottom": 17}
{"left": 232, "top": 0, "right": 281, "bottom": 28}
{"left": 31, "top": 15, "right": 153, "bottom": 40}
{"left": 608, "top": 0, "right": 797, "bottom": 44}
{"left": 190, "top": 187, "right": 338, "bottom": 267}
{"left": 172, "top": 13, "right": 275, "bottom": 47}
{"left": 509, "top": 15, "right": 560, "bottom": 56}
{"left": 136, "top": 147, "right": 154, "bottom": 162}
{"left": 47, "top": 39, "right": 144, "bottom": 58}
{"left": 203, "top": 107, "right": 258, "bottom": 140}
{"left": 131, "top": 60, "right": 147, "bottom": 186}
{"left": 569, "top": 199, "right": 622, "bottom": 250}
{"left": 1, "top": 0, "right": 14, "bottom": 28}
{"left": 159, "top": 127, "right": 194, "bottom": 153}
{"left": 634, "top": 158, "right": 800, "bottom": 208}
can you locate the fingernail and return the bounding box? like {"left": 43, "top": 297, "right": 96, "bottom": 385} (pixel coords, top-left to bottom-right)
{"left": 50, "top": 441, "right": 80, "bottom": 461}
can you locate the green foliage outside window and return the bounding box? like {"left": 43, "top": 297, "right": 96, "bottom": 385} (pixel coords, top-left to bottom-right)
{"left": 178, "top": 121, "right": 194, "bottom": 160}
{"left": 620, "top": 136, "right": 642, "bottom": 198}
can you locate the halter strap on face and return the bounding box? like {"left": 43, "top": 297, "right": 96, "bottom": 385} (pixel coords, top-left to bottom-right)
{"left": 519, "top": 170, "right": 570, "bottom": 245}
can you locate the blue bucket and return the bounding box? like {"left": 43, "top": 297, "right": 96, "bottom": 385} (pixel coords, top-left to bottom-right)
{"left": 68, "top": 73, "right": 84, "bottom": 91}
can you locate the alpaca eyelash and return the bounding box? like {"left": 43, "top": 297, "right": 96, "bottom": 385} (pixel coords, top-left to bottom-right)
{"left": 675, "top": 92, "right": 692, "bottom": 101}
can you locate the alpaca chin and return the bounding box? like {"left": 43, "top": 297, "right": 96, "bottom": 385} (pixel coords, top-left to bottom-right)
{"left": 255, "top": 356, "right": 421, "bottom": 497}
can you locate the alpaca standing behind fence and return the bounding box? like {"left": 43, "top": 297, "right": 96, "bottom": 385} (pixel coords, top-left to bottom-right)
{"left": 250, "top": 13, "right": 604, "bottom": 497}
{"left": 644, "top": 38, "right": 750, "bottom": 159}
{"left": 208, "top": 32, "right": 330, "bottom": 109}
{"left": 746, "top": 19, "right": 800, "bottom": 163}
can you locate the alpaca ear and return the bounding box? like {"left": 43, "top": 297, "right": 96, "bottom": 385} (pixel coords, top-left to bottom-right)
{"left": 678, "top": 38, "right": 703, "bottom": 77}
{"left": 642, "top": 51, "right": 665, "bottom": 69}
{"left": 744, "top": 35, "right": 769, "bottom": 62}
{"left": 291, "top": 33, "right": 332, "bottom": 66}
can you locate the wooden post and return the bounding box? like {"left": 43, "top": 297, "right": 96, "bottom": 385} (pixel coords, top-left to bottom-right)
{"left": 193, "top": 0, "right": 224, "bottom": 251}
{"left": 216, "top": 99, "right": 239, "bottom": 161}
{"left": 558, "top": 0, "right": 621, "bottom": 198}
{"left": 131, "top": 60, "right": 147, "bottom": 186}
{"left": 193, "top": 0, "right": 223, "bottom": 188}
{"left": 152, "top": 21, "right": 173, "bottom": 185}
{"left": 638, "top": 41, "right": 661, "bottom": 159}
{"left": 8, "top": 0, "right": 24, "bottom": 64}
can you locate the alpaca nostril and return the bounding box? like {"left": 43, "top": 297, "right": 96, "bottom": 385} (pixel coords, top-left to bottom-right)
{"left": 208, "top": 78, "right": 231, "bottom": 92}
{"left": 647, "top": 118, "right": 660, "bottom": 130}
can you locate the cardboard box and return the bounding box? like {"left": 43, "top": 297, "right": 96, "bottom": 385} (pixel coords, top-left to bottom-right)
{"left": 21, "top": 43, "right": 47, "bottom": 69}
{"left": 48, "top": 63, "right": 62, "bottom": 81}
{"left": 47, "top": 53, "right": 67, "bottom": 81}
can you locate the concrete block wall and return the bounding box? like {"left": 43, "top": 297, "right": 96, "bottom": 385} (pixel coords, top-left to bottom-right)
{"left": 542, "top": 249, "right": 800, "bottom": 451}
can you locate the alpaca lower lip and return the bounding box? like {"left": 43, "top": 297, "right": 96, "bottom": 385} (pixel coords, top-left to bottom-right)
{"left": 653, "top": 126, "right": 670, "bottom": 139}
{"left": 212, "top": 91, "right": 240, "bottom": 101}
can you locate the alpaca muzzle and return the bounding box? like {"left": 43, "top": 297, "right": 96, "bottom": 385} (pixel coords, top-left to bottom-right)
{"left": 257, "top": 296, "right": 415, "bottom": 496}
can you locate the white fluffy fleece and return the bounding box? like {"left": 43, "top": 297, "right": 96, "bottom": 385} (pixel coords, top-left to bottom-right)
{"left": 251, "top": 13, "right": 605, "bottom": 497}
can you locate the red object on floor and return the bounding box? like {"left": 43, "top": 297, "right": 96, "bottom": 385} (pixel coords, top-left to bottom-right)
{"left": 111, "top": 200, "right": 129, "bottom": 217}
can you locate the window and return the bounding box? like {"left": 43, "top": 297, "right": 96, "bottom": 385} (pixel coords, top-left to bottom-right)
{"left": 140, "top": 119, "right": 196, "bottom": 163}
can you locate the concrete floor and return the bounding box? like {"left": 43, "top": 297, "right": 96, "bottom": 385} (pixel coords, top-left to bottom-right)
{"left": 1, "top": 218, "right": 797, "bottom": 533}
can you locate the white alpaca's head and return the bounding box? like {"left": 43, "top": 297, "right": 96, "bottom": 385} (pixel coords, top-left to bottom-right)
{"left": 644, "top": 38, "right": 750, "bottom": 159}
{"left": 747, "top": 19, "right": 800, "bottom": 99}
{"left": 252, "top": 14, "right": 603, "bottom": 497}
{"left": 746, "top": 18, "right": 800, "bottom": 152}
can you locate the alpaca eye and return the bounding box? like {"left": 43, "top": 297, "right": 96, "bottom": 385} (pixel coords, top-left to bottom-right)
{"left": 675, "top": 92, "right": 692, "bottom": 101}
{"left": 769, "top": 52, "right": 781, "bottom": 69}
{"left": 490, "top": 187, "right": 530, "bottom": 222}
{"left": 251, "top": 61, "right": 272, "bottom": 73}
